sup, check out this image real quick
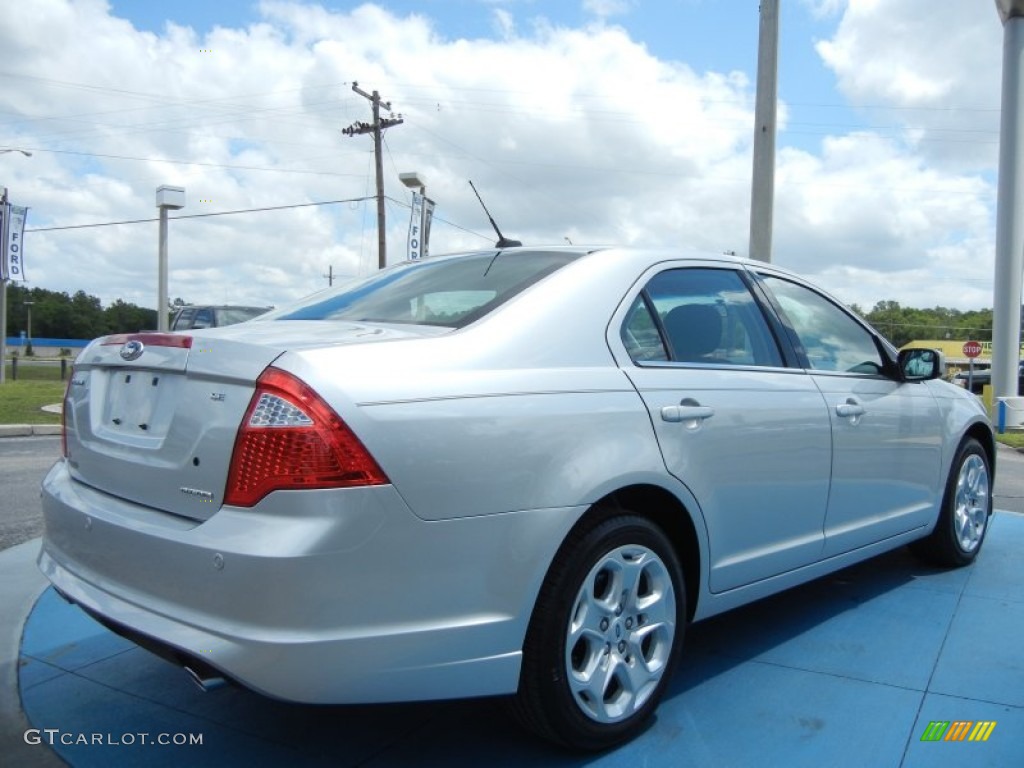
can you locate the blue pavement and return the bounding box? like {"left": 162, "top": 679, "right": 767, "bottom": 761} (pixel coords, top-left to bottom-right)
{"left": 16, "top": 513, "right": 1024, "bottom": 767}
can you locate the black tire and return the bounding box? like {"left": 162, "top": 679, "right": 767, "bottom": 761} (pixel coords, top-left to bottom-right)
{"left": 910, "top": 437, "right": 992, "bottom": 567}
{"left": 512, "top": 513, "right": 685, "bottom": 751}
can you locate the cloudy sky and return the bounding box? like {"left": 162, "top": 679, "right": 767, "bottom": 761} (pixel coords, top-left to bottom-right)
{"left": 0, "top": 0, "right": 1010, "bottom": 312}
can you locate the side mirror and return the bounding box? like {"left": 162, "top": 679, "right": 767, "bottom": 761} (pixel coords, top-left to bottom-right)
{"left": 898, "top": 348, "right": 943, "bottom": 382}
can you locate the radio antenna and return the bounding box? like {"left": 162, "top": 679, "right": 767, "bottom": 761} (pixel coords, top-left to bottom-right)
{"left": 468, "top": 180, "right": 522, "bottom": 248}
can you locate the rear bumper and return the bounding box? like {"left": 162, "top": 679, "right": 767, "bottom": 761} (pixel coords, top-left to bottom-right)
{"left": 39, "top": 460, "right": 582, "bottom": 703}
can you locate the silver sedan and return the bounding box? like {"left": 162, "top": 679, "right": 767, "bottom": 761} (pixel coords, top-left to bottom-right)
{"left": 39, "top": 246, "right": 994, "bottom": 750}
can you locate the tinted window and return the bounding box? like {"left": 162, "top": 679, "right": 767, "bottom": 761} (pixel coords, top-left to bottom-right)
{"left": 171, "top": 308, "right": 195, "bottom": 331}
{"left": 625, "top": 268, "right": 783, "bottom": 367}
{"left": 761, "top": 276, "right": 884, "bottom": 374}
{"left": 621, "top": 297, "right": 669, "bottom": 362}
{"left": 218, "top": 307, "right": 268, "bottom": 325}
{"left": 270, "top": 251, "right": 581, "bottom": 328}
{"left": 192, "top": 308, "right": 214, "bottom": 329}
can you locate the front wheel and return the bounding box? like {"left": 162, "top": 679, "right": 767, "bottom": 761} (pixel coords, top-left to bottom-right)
{"left": 911, "top": 437, "right": 992, "bottom": 567}
{"left": 513, "top": 514, "right": 685, "bottom": 751}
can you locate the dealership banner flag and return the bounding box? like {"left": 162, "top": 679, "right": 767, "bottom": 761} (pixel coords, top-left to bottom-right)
{"left": 422, "top": 197, "right": 435, "bottom": 259}
{"left": 407, "top": 192, "right": 425, "bottom": 261}
{"left": 3, "top": 204, "right": 29, "bottom": 281}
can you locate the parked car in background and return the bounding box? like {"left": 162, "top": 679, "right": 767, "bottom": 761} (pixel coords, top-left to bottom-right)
{"left": 40, "top": 246, "right": 994, "bottom": 751}
{"left": 952, "top": 362, "right": 1024, "bottom": 394}
{"left": 170, "top": 305, "right": 271, "bottom": 331}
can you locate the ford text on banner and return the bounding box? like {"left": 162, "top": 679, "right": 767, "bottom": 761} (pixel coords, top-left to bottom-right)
{"left": 407, "top": 192, "right": 425, "bottom": 260}
{"left": 3, "top": 204, "right": 29, "bottom": 281}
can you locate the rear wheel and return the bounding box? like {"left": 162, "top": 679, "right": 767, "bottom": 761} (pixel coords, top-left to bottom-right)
{"left": 513, "top": 514, "right": 685, "bottom": 751}
{"left": 911, "top": 437, "right": 991, "bottom": 567}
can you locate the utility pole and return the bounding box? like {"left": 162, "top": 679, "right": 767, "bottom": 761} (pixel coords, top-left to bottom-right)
{"left": 993, "top": 0, "right": 1024, "bottom": 403}
{"left": 344, "top": 83, "right": 404, "bottom": 270}
{"left": 749, "top": 0, "right": 780, "bottom": 263}
{"left": 324, "top": 265, "right": 334, "bottom": 287}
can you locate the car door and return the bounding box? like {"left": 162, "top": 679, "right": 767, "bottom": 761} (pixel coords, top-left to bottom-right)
{"left": 617, "top": 264, "right": 833, "bottom": 593}
{"left": 757, "top": 274, "right": 944, "bottom": 557}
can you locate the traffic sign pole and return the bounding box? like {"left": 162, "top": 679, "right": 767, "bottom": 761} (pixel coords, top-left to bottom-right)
{"left": 963, "top": 340, "right": 983, "bottom": 393}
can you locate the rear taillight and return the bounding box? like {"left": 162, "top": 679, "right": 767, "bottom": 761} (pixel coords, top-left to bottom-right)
{"left": 224, "top": 367, "right": 388, "bottom": 507}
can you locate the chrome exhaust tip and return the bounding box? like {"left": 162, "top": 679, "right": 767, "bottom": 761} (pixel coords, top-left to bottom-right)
{"left": 184, "top": 663, "right": 227, "bottom": 692}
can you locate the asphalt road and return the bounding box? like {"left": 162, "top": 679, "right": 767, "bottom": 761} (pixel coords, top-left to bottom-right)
{"left": 1, "top": 436, "right": 1022, "bottom": 553}
{"left": 0, "top": 436, "right": 59, "bottom": 551}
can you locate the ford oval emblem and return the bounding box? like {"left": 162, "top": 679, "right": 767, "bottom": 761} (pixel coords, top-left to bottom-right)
{"left": 119, "top": 340, "right": 145, "bottom": 361}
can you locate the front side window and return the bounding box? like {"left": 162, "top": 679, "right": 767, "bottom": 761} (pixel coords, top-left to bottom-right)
{"left": 622, "top": 268, "right": 783, "bottom": 367}
{"left": 761, "top": 276, "right": 885, "bottom": 374}
{"left": 267, "top": 250, "right": 581, "bottom": 329}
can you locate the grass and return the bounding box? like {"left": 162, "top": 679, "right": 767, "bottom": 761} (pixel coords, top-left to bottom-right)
{"left": 996, "top": 431, "right": 1024, "bottom": 449}
{"left": 1, "top": 362, "right": 66, "bottom": 424}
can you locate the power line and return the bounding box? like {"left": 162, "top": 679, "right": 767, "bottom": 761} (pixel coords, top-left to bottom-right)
{"left": 25, "top": 193, "right": 493, "bottom": 245}
{"left": 25, "top": 197, "right": 373, "bottom": 232}
{"left": 19, "top": 147, "right": 367, "bottom": 178}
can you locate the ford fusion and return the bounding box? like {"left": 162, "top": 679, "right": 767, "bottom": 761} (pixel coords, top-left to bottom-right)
{"left": 39, "top": 246, "right": 994, "bottom": 750}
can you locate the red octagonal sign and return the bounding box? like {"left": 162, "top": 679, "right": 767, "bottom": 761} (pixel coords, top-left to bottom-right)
{"left": 963, "top": 340, "right": 982, "bottom": 359}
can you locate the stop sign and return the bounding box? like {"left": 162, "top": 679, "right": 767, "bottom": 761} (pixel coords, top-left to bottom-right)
{"left": 963, "top": 340, "right": 982, "bottom": 359}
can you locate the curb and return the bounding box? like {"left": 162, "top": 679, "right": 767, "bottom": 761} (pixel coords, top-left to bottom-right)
{"left": 0, "top": 425, "right": 61, "bottom": 438}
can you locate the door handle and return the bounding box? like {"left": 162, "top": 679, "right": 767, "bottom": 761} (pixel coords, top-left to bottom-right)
{"left": 835, "top": 400, "right": 865, "bottom": 419}
{"left": 661, "top": 404, "right": 715, "bottom": 423}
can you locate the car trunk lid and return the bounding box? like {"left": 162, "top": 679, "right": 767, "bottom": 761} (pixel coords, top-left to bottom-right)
{"left": 63, "top": 323, "right": 439, "bottom": 521}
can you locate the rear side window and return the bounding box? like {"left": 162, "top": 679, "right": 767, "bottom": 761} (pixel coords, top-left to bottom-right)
{"left": 270, "top": 250, "right": 582, "bottom": 328}
{"left": 622, "top": 268, "right": 783, "bottom": 367}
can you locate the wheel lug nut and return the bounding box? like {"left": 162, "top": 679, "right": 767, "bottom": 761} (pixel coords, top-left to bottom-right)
{"left": 625, "top": 617, "right": 633, "bottom": 629}
{"left": 618, "top": 640, "right": 626, "bottom": 653}
{"left": 615, "top": 605, "right": 623, "bottom": 616}
{"left": 600, "top": 618, "right": 609, "bottom": 631}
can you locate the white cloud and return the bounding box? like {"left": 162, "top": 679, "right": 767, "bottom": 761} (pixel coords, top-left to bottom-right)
{"left": 582, "top": 0, "right": 633, "bottom": 19}
{"left": 816, "top": 0, "right": 1003, "bottom": 171}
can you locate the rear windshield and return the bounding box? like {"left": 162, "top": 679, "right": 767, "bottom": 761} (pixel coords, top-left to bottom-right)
{"left": 219, "top": 307, "right": 269, "bottom": 325}
{"left": 267, "top": 250, "right": 582, "bottom": 328}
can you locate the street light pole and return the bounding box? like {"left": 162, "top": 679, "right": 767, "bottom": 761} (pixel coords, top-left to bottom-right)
{"left": 156, "top": 186, "right": 185, "bottom": 332}
{"left": 993, "top": 0, "right": 1024, "bottom": 401}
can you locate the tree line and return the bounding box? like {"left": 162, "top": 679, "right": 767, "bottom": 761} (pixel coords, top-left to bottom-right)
{"left": 849, "top": 300, "right": 1003, "bottom": 348}
{"left": 1, "top": 283, "right": 1014, "bottom": 349}
{"left": 4, "top": 283, "right": 157, "bottom": 340}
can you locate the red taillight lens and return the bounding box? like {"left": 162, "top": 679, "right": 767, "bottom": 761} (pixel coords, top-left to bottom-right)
{"left": 224, "top": 367, "right": 388, "bottom": 507}
{"left": 100, "top": 333, "right": 193, "bottom": 348}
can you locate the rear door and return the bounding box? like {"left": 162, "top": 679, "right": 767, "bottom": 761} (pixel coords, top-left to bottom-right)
{"left": 617, "top": 264, "right": 833, "bottom": 593}
{"left": 756, "top": 274, "right": 943, "bottom": 557}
